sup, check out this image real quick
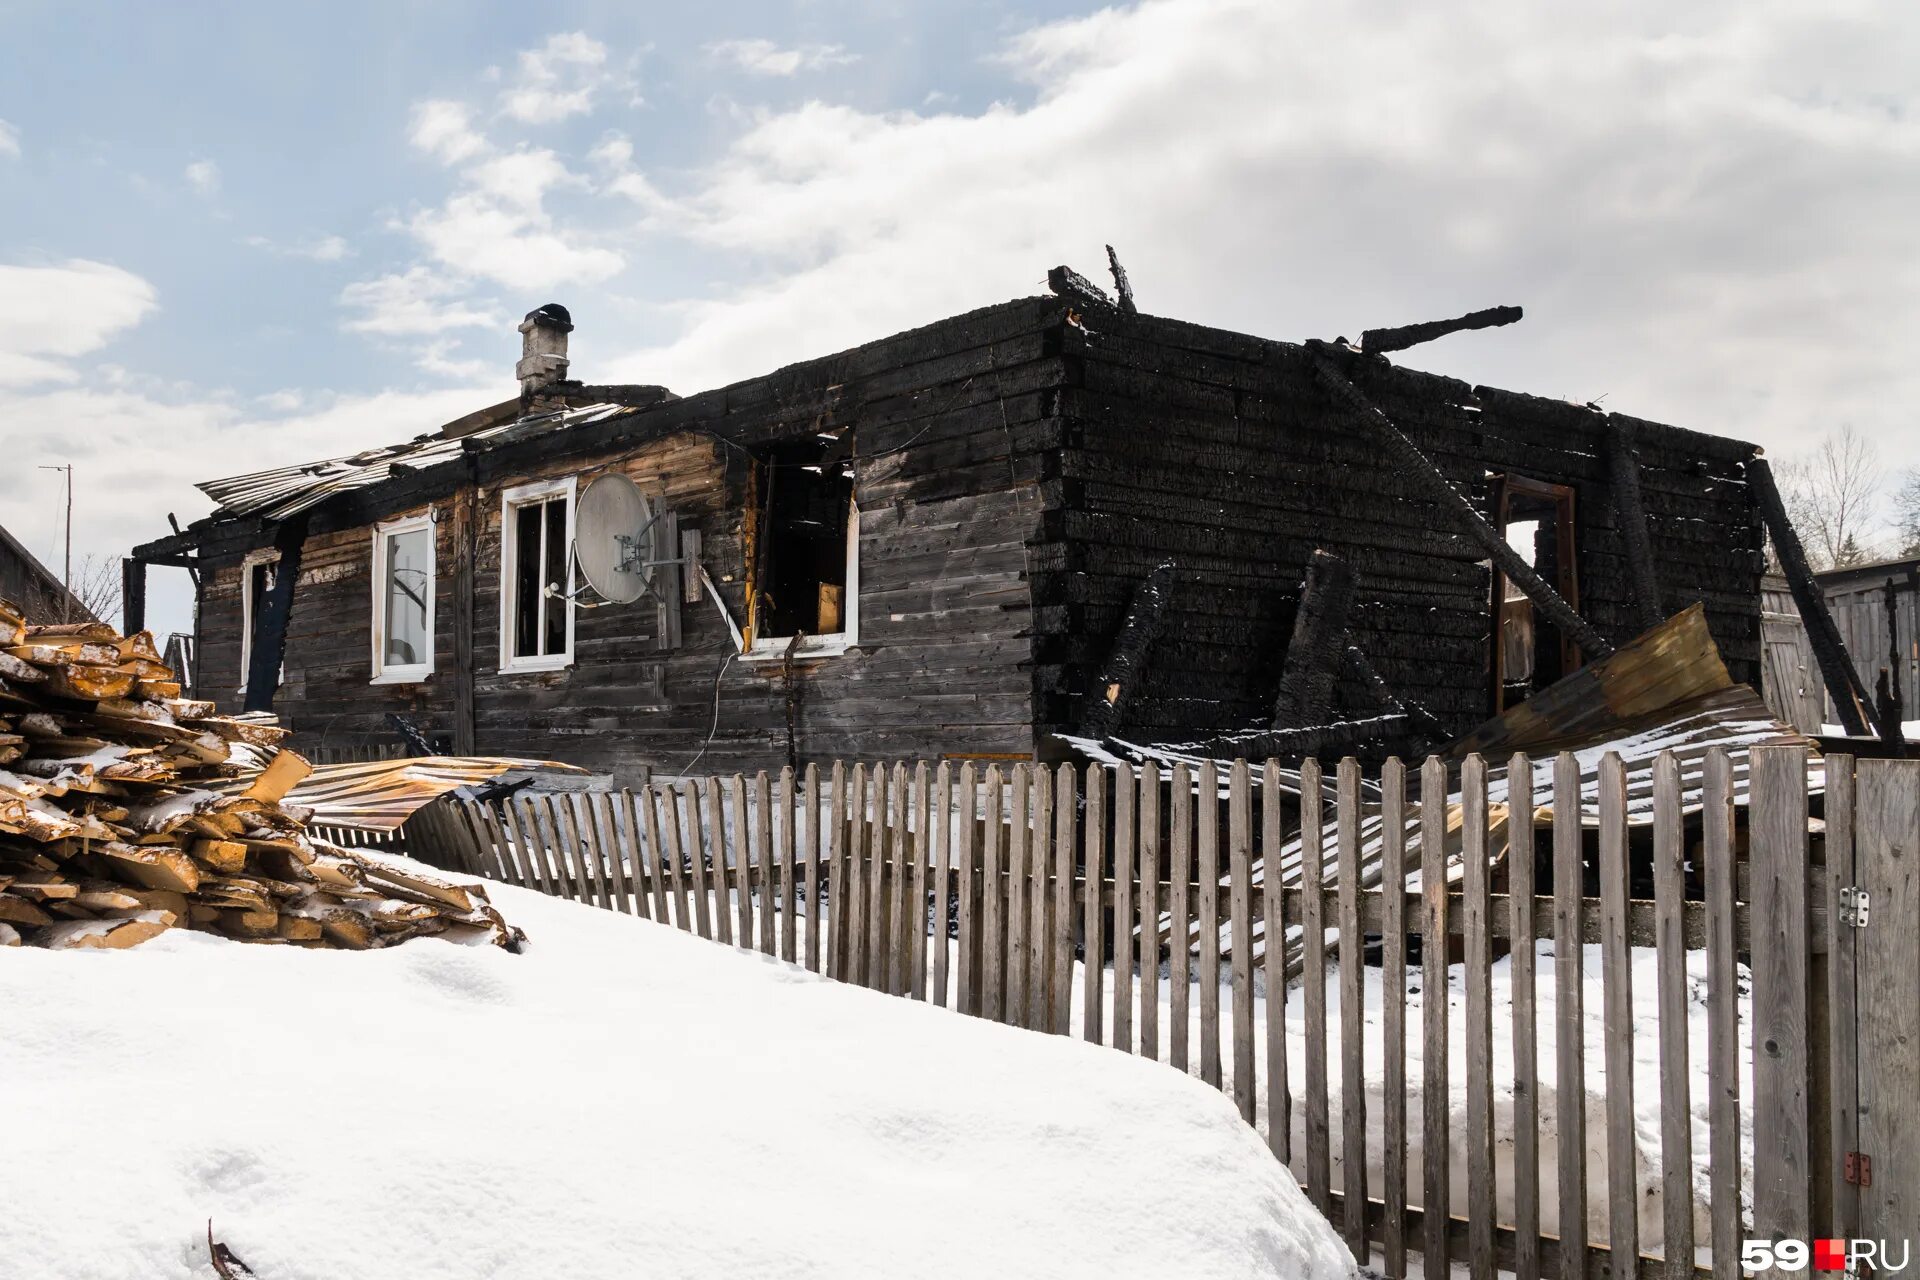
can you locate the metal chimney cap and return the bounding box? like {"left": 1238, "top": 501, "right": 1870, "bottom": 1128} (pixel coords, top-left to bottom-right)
{"left": 523, "top": 302, "right": 574, "bottom": 332}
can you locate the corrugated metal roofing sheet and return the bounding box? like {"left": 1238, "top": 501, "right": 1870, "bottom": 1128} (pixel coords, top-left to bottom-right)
{"left": 196, "top": 403, "right": 635, "bottom": 522}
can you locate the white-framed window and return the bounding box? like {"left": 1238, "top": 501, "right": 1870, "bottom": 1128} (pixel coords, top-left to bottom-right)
{"left": 499, "top": 476, "right": 577, "bottom": 672}
{"left": 238, "top": 547, "right": 281, "bottom": 691}
{"left": 744, "top": 491, "right": 859, "bottom": 663}
{"left": 371, "top": 513, "right": 436, "bottom": 684}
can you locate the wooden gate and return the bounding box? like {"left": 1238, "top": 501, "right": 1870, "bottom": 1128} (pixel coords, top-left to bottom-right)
{"left": 1829, "top": 758, "right": 1920, "bottom": 1250}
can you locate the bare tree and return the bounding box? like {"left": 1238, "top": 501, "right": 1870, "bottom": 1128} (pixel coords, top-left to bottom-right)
{"left": 17, "top": 552, "right": 122, "bottom": 628}
{"left": 1892, "top": 468, "right": 1920, "bottom": 558}
{"left": 1775, "top": 425, "right": 1884, "bottom": 571}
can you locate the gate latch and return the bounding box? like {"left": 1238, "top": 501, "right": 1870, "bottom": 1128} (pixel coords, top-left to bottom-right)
{"left": 1840, "top": 886, "right": 1871, "bottom": 928}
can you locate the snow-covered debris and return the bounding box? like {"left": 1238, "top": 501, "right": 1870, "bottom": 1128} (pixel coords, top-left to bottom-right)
{"left": 1, "top": 872, "right": 1356, "bottom": 1280}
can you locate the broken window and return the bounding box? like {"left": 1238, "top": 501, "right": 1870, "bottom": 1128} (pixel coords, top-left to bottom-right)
{"left": 238, "top": 548, "right": 280, "bottom": 691}
{"left": 500, "top": 477, "right": 576, "bottom": 672}
{"left": 749, "top": 439, "right": 857, "bottom": 656}
{"left": 1490, "top": 474, "right": 1580, "bottom": 711}
{"left": 372, "top": 513, "right": 434, "bottom": 683}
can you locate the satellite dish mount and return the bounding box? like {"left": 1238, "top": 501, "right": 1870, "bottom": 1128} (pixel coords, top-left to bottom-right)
{"left": 569, "top": 472, "right": 686, "bottom": 608}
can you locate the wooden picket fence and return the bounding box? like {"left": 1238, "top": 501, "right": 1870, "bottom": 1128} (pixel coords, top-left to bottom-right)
{"left": 427, "top": 747, "right": 1877, "bottom": 1279}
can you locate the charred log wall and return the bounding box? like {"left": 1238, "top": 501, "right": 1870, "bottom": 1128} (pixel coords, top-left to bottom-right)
{"left": 193, "top": 297, "right": 1067, "bottom": 781}
{"left": 1031, "top": 312, "right": 1765, "bottom": 746}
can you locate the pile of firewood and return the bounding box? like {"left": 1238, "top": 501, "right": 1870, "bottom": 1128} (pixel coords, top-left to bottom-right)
{"left": 0, "top": 599, "right": 519, "bottom": 951}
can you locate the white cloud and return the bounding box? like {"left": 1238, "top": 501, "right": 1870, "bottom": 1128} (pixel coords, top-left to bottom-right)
{"left": 246, "top": 233, "right": 353, "bottom": 262}
{"left": 0, "top": 260, "right": 159, "bottom": 387}
{"left": 184, "top": 159, "right": 220, "bottom": 197}
{"left": 409, "top": 100, "right": 490, "bottom": 165}
{"left": 607, "top": 0, "right": 1920, "bottom": 479}
{"left": 0, "top": 379, "right": 508, "bottom": 640}
{"left": 499, "top": 32, "right": 611, "bottom": 123}
{"left": 0, "top": 120, "right": 19, "bottom": 157}
{"left": 339, "top": 267, "right": 498, "bottom": 337}
{"left": 706, "top": 38, "right": 858, "bottom": 77}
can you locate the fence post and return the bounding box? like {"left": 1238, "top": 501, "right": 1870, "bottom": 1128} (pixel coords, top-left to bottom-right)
{"left": 1750, "top": 743, "right": 1811, "bottom": 1241}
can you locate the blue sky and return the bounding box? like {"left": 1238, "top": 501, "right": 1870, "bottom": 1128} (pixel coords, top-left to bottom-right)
{"left": 2, "top": 0, "right": 1917, "bottom": 640}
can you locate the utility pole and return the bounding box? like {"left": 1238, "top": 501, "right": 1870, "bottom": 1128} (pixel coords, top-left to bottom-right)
{"left": 38, "top": 464, "right": 72, "bottom": 623}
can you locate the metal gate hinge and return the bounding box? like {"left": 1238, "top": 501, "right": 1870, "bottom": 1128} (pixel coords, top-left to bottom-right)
{"left": 1840, "top": 886, "right": 1871, "bottom": 928}
{"left": 1845, "top": 1151, "right": 1873, "bottom": 1187}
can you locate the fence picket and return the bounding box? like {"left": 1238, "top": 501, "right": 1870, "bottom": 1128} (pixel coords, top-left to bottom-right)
{"left": 1701, "top": 745, "right": 1739, "bottom": 1276}
{"left": 1170, "top": 763, "right": 1193, "bottom": 1074}
{"left": 1651, "top": 751, "right": 1693, "bottom": 1276}
{"left": 1508, "top": 754, "right": 1539, "bottom": 1280}
{"left": 1139, "top": 762, "right": 1161, "bottom": 1063}
{"left": 559, "top": 795, "right": 594, "bottom": 906}
{"left": 1420, "top": 755, "right": 1449, "bottom": 1272}
{"left": 727, "top": 775, "right": 751, "bottom": 945}
{"left": 1229, "top": 760, "right": 1255, "bottom": 1125}
{"left": 1029, "top": 765, "right": 1053, "bottom": 1032}
{"left": 1380, "top": 757, "right": 1408, "bottom": 1278}
{"left": 660, "top": 786, "right": 698, "bottom": 936}
{"left": 582, "top": 795, "right": 612, "bottom": 908}
{"left": 1552, "top": 751, "right": 1587, "bottom": 1280}
{"left": 757, "top": 771, "right": 776, "bottom": 955}
{"left": 483, "top": 801, "right": 524, "bottom": 888}
{"left": 702, "top": 779, "right": 730, "bottom": 944}
{"left": 620, "top": 790, "right": 656, "bottom": 922}
{"left": 1598, "top": 751, "right": 1638, "bottom": 1266}
{"left": 1113, "top": 762, "right": 1136, "bottom": 1054}
{"left": 1822, "top": 753, "right": 1859, "bottom": 1245}
{"left": 933, "top": 761, "right": 954, "bottom": 1006}
{"left": 1262, "top": 759, "right": 1288, "bottom": 1164}
{"left": 1302, "top": 757, "right": 1330, "bottom": 1212}
{"left": 891, "top": 763, "right": 913, "bottom": 997}
{"left": 887, "top": 767, "right": 910, "bottom": 997}
{"left": 1006, "top": 765, "right": 1031, "bottom": 1027}
{"left": 1463, "top": 753, "right": 1493, "bottom": 1280}
{"left": 1052, "top": 763, "right": 1076, "bottom": 1037}
{"left": 1338, "top": 757, "right": 1368, "bottom": 1260}
{"left": 1198, "top": 760, "right": 1223, "bottom": 1092}
{"left": 829, "top": 762, "right": 848, "bottom": 980}
{"left": 1749, "top": 744, "right": 1810, "bottom": 1241}
{"left": 956, "top": 763, "right": 979, "bottom": 1016}
{"left": 980, "top": 765, "right": 1005, "bottom": 1022}
{"left": 1082, "top": 764, "right": 1106, "bottom": 1044}
{"left": 801, "top": 764, "right": 819, "bottom": 971}
{"left": 593, "top": 793, "right": 632, "bottom": 915}
{"left": 540, "top": 796, "right": 580, "bottom": 903}
{"left": 912, "top": 761, "right": 931, "bottom": 1001}
{"left": 867, "top": 766, "right": 890, "bottom": 991}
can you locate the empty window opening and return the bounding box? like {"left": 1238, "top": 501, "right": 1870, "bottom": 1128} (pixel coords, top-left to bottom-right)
{"left": 238, "top": 548, "right": 280, "bottom": 690}
{"left": 755, "top": 440, "right": 855, "bottom": 643}
{"left": 1490, "top": 474, "right": 1580, "bottom": 712}
{"left": 500, "top": 478, "right": 576, "bottom": 671}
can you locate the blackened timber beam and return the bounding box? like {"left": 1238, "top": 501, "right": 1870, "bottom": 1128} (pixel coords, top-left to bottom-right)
{"left": 241, "top": 515, "right": 307, "bottom": 715}
{"left": 121, "top": 557, "right": 146, "bottom": 634}
{"left": 1104, "top": 245, "right": 1138, "bottom": 316}
{"left": 1748, "top": 457, "right": 1875, "bottom": 736}
{"left": 1273, "top": 549, "right": 1354, "bottom": 728}
{"left": 1306, "top": 340, "right": 1616, "bottom": 662}
{"left": 1606, "top": 418, "right": 1666, "bottom": 631}
{"left": 1879, "top": 576, "right": 1904, "bottom": 756}
{"left": 1047, "top": 265, "right": 1120, "bottom": 320}
{"left": 1359, "top": 305, "right": 1523, "bottom": 356}
{"left": 1080, "top": 561, "right": 1175, "bottom": 739}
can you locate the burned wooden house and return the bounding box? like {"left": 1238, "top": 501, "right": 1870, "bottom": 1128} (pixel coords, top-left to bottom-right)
{"left": 127, "top": 274, "right": 1767, "bottom": 783}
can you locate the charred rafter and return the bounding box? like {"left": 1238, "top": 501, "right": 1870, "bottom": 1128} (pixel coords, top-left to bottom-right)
{"left": 1359, "top": 305, "right": 1523, "bottom": 356}
{"left": 1105, "top": 245, "right": 1137, "bottom": 316}
{"left": 1606, "top": 417, "right": 1666, "bottom": 632}
{"left": 1081, "top": 561, "right": 1175, "bottom": 740}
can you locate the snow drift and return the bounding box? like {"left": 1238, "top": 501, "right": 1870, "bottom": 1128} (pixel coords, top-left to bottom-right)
{"left": 1, "top": 867, "right": 1353, "bottom": 1280}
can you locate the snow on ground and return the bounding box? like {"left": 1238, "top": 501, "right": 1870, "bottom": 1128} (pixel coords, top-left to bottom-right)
{"left": 1, "top": 869, "right": 1355, "bottom": 1280}
{"left": 1048, "top": 941, "right": 1748, "bottom": 1263}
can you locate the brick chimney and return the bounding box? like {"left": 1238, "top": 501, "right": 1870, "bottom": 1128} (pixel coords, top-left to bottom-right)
{"left": 516, "top": 302, "right": 573, "bottom": 405}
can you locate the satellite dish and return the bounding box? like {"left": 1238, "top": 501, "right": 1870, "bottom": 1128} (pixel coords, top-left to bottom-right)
{"left": 574, "top": 472, "right": 664, "bottom": 605}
